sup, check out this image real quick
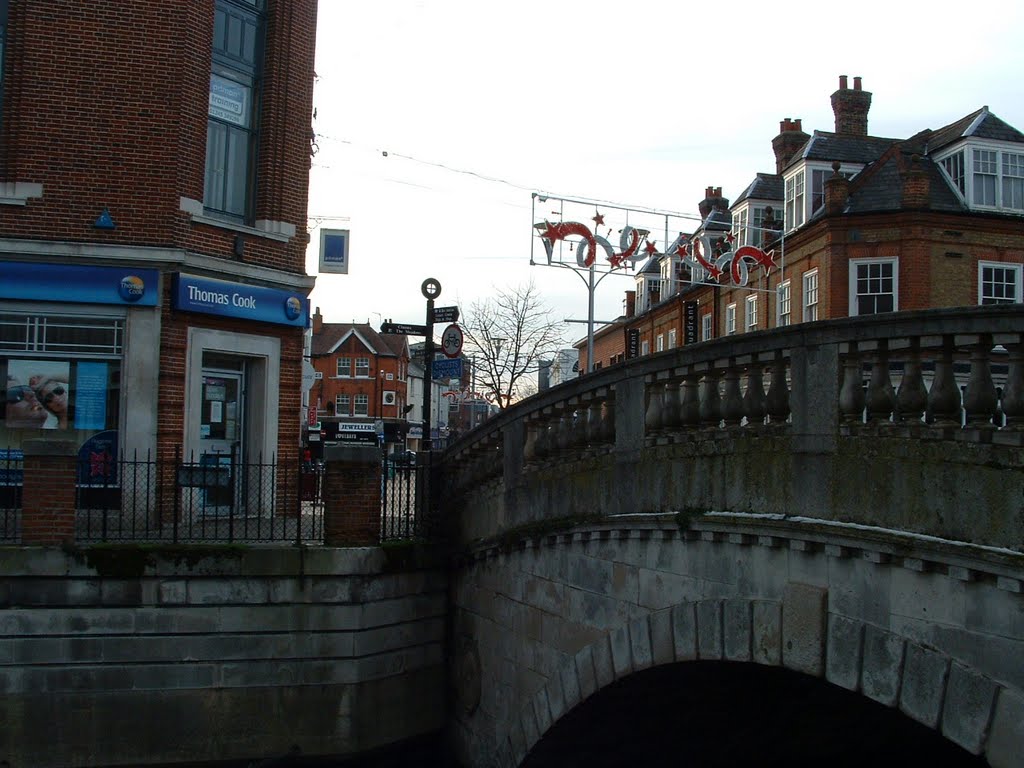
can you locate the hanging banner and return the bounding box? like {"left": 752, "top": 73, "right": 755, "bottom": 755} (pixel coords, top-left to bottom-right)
{"left": 625, "top": 328, "right": 640, "bottom": 359}
{"left": 684, "top": 302, "right": 699, "bottom": 345}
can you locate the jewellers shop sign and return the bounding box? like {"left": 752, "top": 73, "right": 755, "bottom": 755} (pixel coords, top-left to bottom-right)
{"left": 173, "top": 273, "right": 309, "bottom": 327}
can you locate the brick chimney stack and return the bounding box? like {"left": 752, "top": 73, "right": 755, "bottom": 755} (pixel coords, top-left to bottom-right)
{"left": 698, "top": 186, "right": 729, "bottom": 220}
{"left": 772, "top": 118, "right": 810, "bottom": 174}
{"left": 312, "top": 306, "right": 323, "bottom": 333}
{"left": 831, "top": 75, "right": 872, "bottom": 136}
{"left": 901, "top": 154, "right": 930, "bottom": 210}
{"left": 824, "top": 161, "right": 850, "bottom": 214}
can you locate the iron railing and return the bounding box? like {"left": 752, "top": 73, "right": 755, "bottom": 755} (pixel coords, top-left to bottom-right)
{"left": 0, "top": 448, "right": 21, "bottom": 542}
{"left": 380, "top": 451, "right": 434, "bottom": 541}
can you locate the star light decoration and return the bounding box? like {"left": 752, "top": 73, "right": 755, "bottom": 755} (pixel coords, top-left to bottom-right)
{"left": 534, "top": 212, "right": 777, "bottom": 287}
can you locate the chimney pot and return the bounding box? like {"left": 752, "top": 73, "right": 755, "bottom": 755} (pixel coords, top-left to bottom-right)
{"left": 839, "top": 75, "right": 848, "bottom": 89}
{"left": 794, "top": 119, "right": 802, "bottom": 131}
{"left": 854, "top": 76, "right": 862, "bottom": 91}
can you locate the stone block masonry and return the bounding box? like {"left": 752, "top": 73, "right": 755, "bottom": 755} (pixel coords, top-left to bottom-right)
{"left": 0, "top": 546, "right": 447, "bottom": 767}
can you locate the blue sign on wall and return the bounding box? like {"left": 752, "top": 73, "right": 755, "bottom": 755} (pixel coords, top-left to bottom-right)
{"left": 173, "top": 273, "right": 310, "bottom": 327}
{"left": 0, "top": 262, "right": 159, "bottom": 306}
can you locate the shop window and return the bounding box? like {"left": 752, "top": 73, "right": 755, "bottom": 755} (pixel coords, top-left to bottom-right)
{"left": 1, "top": 313, "right": 123, "bottom": 448}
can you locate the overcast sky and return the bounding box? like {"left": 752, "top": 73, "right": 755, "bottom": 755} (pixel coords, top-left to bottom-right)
{"left": 305, "top": 0, "right": 1024, "bottom": 345}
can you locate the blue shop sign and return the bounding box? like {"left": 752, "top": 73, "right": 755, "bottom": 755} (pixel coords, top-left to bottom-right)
{"left": 0, "top": 262, "right": 159, "bottom": 306}
{"left": 173, "top": 273, "right": 309, "bottom": 327}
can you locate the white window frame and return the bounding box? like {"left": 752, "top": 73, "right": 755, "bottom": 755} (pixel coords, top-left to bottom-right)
{"left": 667, "top": 329, "right": 677, "bottom": 349}
{"left": 978, "top": 261, "right": 1023, "bottom": 304}
{"left": 849, "top": 258, "right": 899, "bottom": 317}
{"left": 655, "top": 333, "right": 664, "bottom": 352}
{"left": 936, "top": 142, "right": 1024, "bottom": 214}
{"left": 733, "top": 205, "right": 749, "bottom": 245}
{"left": 353, "top": 393, "right": 369, "bottom": 416}
{"left": 784, "top": 169, "right": 805, "bottom": 230}
{"left": 701, "top": 313, "right": 712, "bottom": 342}
{"left": 777, "top": 280, "right": 791, "bottom": 327}
{"left": 641, "top": 340, "right": 650, "bottom": 356}
{"left": 802, "top": 269, "right": 819, "bottom": 322}
{"left": 335, "top": 393, "right": 350, "bottom": 416}
{"left": 336, "top": 356, "right": 351, "bottom": 377}
{"left": 725, "top": 303, "right": 737, "bottom": 335}
{"left": 355, "top": 356, "right": 370, "bottom": 377}
{"left": 745, "top": 295, "right": 758, "bottom": 332}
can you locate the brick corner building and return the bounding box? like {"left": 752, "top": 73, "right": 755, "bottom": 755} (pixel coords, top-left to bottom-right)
{"left": 0, "top": 1, "right": 317, "bottom": 483}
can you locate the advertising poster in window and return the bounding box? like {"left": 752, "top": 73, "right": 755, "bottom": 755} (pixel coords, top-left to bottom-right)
{"left": 5, "top": 359, "right": 71, "bottom": 430}
{"left": 73, "top": 362, "right": 108, "bottom": 431}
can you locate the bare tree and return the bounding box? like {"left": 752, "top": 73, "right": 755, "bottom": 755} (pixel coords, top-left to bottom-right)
{"left": 461, "top": 280, "right": 565, "bottom": 410}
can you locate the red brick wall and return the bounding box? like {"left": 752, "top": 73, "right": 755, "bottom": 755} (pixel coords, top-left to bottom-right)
{"left": 0, "top": 0, "right": 317, "bottom": 275}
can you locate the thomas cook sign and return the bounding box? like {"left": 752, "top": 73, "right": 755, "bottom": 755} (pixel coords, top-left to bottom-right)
{"left": 172, "top": 274, "right": 309, "bottom": 327}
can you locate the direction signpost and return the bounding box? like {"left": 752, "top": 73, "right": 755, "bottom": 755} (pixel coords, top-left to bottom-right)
{"left": 431, "top": 305, "right": 460, "bottom": 323}
{"left": 380, "top": 321, "right": 427, "bottom": 336}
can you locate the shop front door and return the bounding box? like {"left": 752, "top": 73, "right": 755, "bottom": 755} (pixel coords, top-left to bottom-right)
{"left": 199, "top": 369, "right": 244, "bottom": 514}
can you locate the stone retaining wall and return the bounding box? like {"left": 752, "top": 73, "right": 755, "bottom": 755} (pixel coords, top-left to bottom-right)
{"left": 0, "top": 545, "right": 447, "bottom": 767}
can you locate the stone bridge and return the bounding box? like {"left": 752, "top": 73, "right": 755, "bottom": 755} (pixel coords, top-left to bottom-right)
{"left": 442, "top": 306, "right": 1024, "bottom": 768}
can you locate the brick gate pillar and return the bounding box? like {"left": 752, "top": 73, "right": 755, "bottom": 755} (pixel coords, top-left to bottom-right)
{"left": 21, "top": 438, "right": 79, "bottom": 546}
{"left": 322, "top": 444, "right": 382, "bottom": 546}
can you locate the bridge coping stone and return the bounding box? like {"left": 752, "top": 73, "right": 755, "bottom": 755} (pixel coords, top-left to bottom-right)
{"left": 826, "top": 615, "right": 864, "bottom": 691}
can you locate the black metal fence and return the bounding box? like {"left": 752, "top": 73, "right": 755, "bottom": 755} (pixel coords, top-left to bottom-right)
{"left": 1, "top": 447, "right": 438, "bottom": 545}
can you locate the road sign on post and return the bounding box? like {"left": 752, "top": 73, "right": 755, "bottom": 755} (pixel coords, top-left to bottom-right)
{"left": 431, "top": 357, "right": 463, "bottom": 380}
{"left": 432, "top": 305, "right": 460, "bottom": 324}
{"left": 421, "top": 278, "right": 442, "bottom": 452}
{"left": 441, "top": 324, "right": 464, "bottom": 358}
{"left": 380, "top": 321, "right": 428, "bottom": 336}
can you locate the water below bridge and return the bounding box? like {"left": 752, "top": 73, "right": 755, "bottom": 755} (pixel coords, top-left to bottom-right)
{"left": 521, "top": 663, "right": 987, "bottom": 768}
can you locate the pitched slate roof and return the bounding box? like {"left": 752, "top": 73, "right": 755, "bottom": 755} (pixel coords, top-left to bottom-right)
{"left": 925, "top": 107, "right": 1024, "bottom": 154}
{"left": 734, "top": 173, "right": 784, "bottom": 205}
{"left": 795, "top": 131, "right": 897, "bottom": 167}
{"left": 311, "top": 322, "right": 407, "bottom": 358}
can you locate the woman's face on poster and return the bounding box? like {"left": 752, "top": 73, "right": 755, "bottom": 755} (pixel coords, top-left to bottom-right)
{"left": 38, "top": 381, "right": 68, "bottom": 413}
{"left": 6, "top": 384, "right": 48, "bottom": 427}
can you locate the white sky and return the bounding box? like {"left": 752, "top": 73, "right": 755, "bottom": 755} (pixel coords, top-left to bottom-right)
{"left": 305, "top": 0, "right": 1024, "bottom": 345}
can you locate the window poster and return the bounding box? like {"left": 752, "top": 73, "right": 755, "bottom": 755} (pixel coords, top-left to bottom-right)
{"left": 73, "top": 362, "right": 108, "bottom": 431}
{"left": 5, "top": 359, "right": 71, "bottom": 430}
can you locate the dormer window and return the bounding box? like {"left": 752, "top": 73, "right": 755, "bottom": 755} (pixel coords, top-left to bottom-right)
{"left": 785, "top": 163, "right": 860, "bottom": 230}
{"left": 938, "top": 144, "right": 1024, "bottom": 213}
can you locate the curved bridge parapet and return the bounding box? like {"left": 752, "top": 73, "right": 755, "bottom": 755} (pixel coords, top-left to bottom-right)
{"left": 443, "top": 306, "right": 1024, "bottom": 555}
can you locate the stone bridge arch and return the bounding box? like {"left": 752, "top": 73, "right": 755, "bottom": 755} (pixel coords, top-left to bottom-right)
{"left": 450, "top": 520, "right": 1023, "bottom": 768}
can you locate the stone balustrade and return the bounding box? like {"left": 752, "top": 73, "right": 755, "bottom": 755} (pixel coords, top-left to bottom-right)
{"left": 443, "top": 305, "right": 1024, "bottom": 551}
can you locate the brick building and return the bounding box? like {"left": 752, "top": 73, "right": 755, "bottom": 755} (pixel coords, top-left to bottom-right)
{"left": 308, "top": 312, "right": 411, "bottom": 454}
{"left": 578, "top": 76, "right": 1024, "bottom": 370}
{"left": 0, "top": 2, "right": 317, "bottom": 475}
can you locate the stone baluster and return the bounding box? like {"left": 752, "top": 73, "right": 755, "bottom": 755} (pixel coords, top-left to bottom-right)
{"left": 896, "top": 340, "right": 928, "bottom": 423}
{"left": 570, "top": 404, "right": 590, "bottom": 448}
{"left": 963, "top": 335, "right": 998, "bottom": 428}
{"left": 699, "top": 365, "right": 722, "bottom": 429}
{"left": 839, "top": 345, "right": 866, "bottom": 423}
{"left": 679, "top": 373, "right": 701, "bottom": 430}
{"left": 765, "top": 352, "right": 790, "bottom": 425}
{"left": 661, "top": 379, "right": 681, "bottom": 432}
{"left": 600, "top": 390, "right": 616, "bottom": 444}
{"left": 720, "top": 359, "right": 744, "bottom": 427}
{"left": 555, "top": 411, "right": 575, "bottom": 452}
{"left": 743, "top": 361, "right": 767, "bottom": 427}
{"left": 1001, "top": 343, "right": 1024, "bottom": 430}
{"left": 523, "top": 418, "right": 539, "bottom": 463}
{"left": 533, "top": 416, "right": 551, "bottom": 460}
{"left": 865, "top": 342, "right": 896, "bottom": 423}
{"left": 927, "top": 337, "right": 962, "bottom": 427}
{"left": 585, "top": 398, "right": 604, "bottom": 446}
{"left": 644, "top": 378, "right": 664, "bottom": 435}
